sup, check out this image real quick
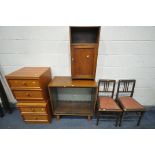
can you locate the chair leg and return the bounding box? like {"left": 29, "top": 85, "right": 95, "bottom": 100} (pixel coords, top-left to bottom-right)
{"left": 119, "top": 111, "right": 124, "bottom": 127}
{"left": 137, "top": 111, "right": 145, "bottom": 126}
{"left": 115, "top": 113, "right": 121, "bottom": 127}
{"left": 96, "top": 111, "right": 100, "bottom": 126}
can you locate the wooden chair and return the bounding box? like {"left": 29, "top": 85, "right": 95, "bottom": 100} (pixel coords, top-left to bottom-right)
{"left": 96, "top": 80, "right": 122, "bottom": 126}
{"left": 116, "top": 80, "right": 145, "bottom": 126}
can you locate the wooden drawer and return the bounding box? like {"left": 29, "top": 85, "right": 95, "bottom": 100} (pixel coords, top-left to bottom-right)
{"left": 8, "top": 79, "right": 40, "bottom": 89}
{"left": 20, "top": 107, "right": 46, "bottom": 113}
{"left": 17, "top": 102, "right": 47, "bottom": 113}
{"left": 13, "top": 90, "right": 44, "bottom": 101}
{"left": 22, "top": 114, "right": 49, "bottom": 122}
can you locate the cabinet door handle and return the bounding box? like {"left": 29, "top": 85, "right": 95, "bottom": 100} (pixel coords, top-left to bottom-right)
{"left": 86, "top": 55, "right": 90, "bottom": 58}
{"left": 72, "top": 58, "right": 74, "bottom": 61}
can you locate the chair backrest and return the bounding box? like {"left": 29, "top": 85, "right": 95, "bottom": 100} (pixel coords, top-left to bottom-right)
{"left": 98, "top": 79, "right": 116, "bottom": 98}
{"left": 116, "top": 79, "right": 136, "bottom": 99}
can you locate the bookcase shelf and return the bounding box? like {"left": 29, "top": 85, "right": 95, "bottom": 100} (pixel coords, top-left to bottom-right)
{"left": 70, "top": 27, "right": 100, "bottom": 43}
{"left": 48, "top": 76, "right": 97, "bottom": 120}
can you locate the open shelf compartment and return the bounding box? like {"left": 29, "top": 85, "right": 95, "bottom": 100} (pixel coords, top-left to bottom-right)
{"left": 55, "top": 101, "right": 93, "bottom": 115}
{"left": 49, "top": 87, "right": 96, "bottom": 116}
{"left": 70, "top": 27, "right": 100, "bottom": 44}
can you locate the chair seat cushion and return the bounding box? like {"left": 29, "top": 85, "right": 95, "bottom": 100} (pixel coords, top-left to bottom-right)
{"left": 118, "top": 96, "right": 144, "bottom": 111}
{"left": 99, "top": 97, "right": 121, "bottom": 111}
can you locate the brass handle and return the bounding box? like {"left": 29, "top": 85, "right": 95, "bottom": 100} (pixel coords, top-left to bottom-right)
{"left": 23, "top": 82, "right": 27, "bottom": 86}
{"left": 72, "top": 58, "right": 74, "bottom": 61}
{"left": 26, "top": 93, "right": 30, "bottom": 97}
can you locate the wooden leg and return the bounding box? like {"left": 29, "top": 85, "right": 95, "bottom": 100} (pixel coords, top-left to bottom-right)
{"left": 96, "top": 112, "right": 99, "bottom": 126}
{"left": 119, "top": 112, "right": 124, "bottom": 127}
{"left": 137, "top": 111, "right": 145, "bottom": 126}
{"left": 56, "top": 115, "right": 60, "bottom": 121}
{"left": 115, "top": 113, "right": 121, "bottom": 127}
{"left": 88, "top": 116, "right": 91, "bottom": 120}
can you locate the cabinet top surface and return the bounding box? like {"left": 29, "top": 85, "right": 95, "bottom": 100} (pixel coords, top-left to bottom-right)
{"left": 48, "top": 76, "right": 97, "bottom": 88}
{"left": 6, "top": 67, "right": 50, "bottom": 79}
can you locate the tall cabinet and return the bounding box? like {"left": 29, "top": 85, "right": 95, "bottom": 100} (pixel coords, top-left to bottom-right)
{"left": 70, "top": 27, "right": 100, "bottom": 79}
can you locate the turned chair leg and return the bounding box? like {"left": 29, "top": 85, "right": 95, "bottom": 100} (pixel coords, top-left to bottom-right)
{"left": 137, "top": 111, "right": 145, "bottom": 126}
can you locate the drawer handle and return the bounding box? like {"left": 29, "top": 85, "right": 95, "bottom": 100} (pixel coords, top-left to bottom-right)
{"left": 26, "top": 93, "right": 31, "bottom": 97}
{"left": 31, "top": 108, "right": 35, "bottom": 112}
{"left": 34, "top": 116, "right": 38, "bottom": 120}
{"left": 23, "top": 82, "right": 27, "bottom": 86}
{"left": 41, "top": 108, "right": 44, "bottom": 111}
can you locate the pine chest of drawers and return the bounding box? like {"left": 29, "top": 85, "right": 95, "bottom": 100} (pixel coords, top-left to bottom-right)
{"left": 6, "top": 67, "right": 52, "bottom": 123}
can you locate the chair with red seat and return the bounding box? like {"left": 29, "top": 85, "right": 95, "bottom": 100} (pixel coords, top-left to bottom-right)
{"left": 96, "top": 79, "right": 122, "bottom": 126}
{"left": 116, "top": 79, "right": 145, "bottom": 126}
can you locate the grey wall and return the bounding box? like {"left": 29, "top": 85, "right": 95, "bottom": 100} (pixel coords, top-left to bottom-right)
{"left": 0, "top": 26, "right": 155, "bottom": 106}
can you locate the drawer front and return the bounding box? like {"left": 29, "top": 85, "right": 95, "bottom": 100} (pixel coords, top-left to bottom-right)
{"left": 20, "top": 107, "right": 47, "bottom": 113}
{"left": 17, "top": 101, "right": 48, "bottom": 113}
{"left": 22, "top": 114, "right": 48, "bottom": 121}
{"left": 13, "top": 90, "right": 44, "bottom": 100}
{"left": 8, "top": 79, "right": 40, "bottom": 88}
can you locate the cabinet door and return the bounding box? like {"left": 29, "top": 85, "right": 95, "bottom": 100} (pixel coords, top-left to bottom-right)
{"left": 71, "top": 44, "right": 98, "bottom": 79}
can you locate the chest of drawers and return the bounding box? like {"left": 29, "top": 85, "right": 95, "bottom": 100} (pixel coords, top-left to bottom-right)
{"left": 6, "top": 67, "right": 52, "bottom": 123}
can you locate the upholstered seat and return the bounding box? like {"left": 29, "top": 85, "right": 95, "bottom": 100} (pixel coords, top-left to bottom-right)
{"left": 118, "top": 96, "right": 144, "bottom": 111}
{"left": 99, "top": 97, "right": 122, "bottom": 111}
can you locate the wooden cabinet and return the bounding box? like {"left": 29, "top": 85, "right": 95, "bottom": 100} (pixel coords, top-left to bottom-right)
{"left": 6, "top": 67, "right": 52, "bottom": 123}
{"left": 70, "top": 27, "right": 100, "bottom": 79}
{"left": 48, "top": 76, "right": 97, "bottom": 120}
